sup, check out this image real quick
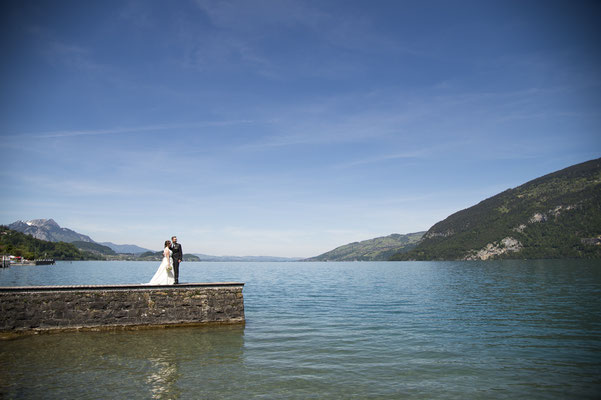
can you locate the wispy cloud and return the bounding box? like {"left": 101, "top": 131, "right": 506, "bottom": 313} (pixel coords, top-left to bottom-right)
{"left": 334, "top": 150, "right": 429, "bottom": 169}
{"left": 6, "top": 173, "right": 171, "bottom": 198}
{"left": 5, "top": 120, "right": 255, "bottom": 139}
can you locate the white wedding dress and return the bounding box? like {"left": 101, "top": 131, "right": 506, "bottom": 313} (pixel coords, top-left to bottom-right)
{"left": 148, "top": 248, "right": 175, "bottom": 285}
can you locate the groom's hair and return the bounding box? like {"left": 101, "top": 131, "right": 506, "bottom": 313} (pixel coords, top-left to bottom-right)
{"left": 172, "top": 236, "right": 177, "bottom": 241}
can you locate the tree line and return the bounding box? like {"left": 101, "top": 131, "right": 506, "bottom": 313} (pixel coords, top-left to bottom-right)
{"left": 0, "top": 226, "right": 103, "bottom": 260}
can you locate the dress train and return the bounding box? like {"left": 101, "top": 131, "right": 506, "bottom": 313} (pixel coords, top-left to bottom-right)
{"left": 148, "top": 249, "right": 175, "bottom": 285}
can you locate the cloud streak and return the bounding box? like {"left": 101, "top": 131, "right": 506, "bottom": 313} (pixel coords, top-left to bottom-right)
{"left": 4, "top": 120, "right": 256, "bottom": 139}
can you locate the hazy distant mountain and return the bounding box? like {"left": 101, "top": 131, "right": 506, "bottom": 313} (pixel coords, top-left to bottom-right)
{"left": 138, "top": 251, "right": 200, "bottom": 262}
{"left": 8, "top": 219, "right": 95, "bottom": 243}
{"left": 391, "top": 157, "right": 601, "bottom": 261}
{"left": 193, "top": 254, "right": 303, "bottom": 262}
{"left": 72, "top": 241, "right": 117, "bottom": 256}
{"left": 100, "top": 242, "right": 152, "bottom": 254}
{"left": 306, "top": 232, "right": 425, "bottom": 261}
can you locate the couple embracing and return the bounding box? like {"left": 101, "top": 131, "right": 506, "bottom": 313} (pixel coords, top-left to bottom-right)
{"left": 148, "top": 236, "right": 183, "bottom": 285}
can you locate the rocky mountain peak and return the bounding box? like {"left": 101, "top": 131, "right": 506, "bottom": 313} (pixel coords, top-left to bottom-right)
{"left": 26, "top": 218, "right": 60, "bottom": 228}
{"left": 9, "top": 218, "right": 94, "bottom": 243}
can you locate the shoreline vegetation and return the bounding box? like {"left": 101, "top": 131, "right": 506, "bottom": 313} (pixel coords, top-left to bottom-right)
{"left": 0, "top": 227, "right": 200, "bottom": 262}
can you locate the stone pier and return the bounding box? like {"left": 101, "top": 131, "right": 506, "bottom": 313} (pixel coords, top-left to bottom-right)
{"left": 0, "top": 283, "right": 244, "bottom": 336}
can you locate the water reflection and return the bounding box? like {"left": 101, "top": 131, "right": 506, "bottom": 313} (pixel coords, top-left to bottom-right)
{"left": 0, "top": 325, "right": 245, "bottom": 399}
{"left": 146, "top": 357, "right": 179, "bottom": 399}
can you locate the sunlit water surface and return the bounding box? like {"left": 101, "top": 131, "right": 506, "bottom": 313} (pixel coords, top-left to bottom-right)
{"left": 1, "top": 260, "right": 600, "bottom": 399}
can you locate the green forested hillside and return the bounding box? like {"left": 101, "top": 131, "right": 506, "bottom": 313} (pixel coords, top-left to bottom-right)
{"left": 0, "top": 227, "right": 201, "bottom": 261}
{"left": 391, "top": 158, "right": 601, "bottom": 260}
{"left": 307, "top": 232, "right": 425, "bottom": 261}
{"left": 0, "top": 227, "right": 104, "bottom": 260}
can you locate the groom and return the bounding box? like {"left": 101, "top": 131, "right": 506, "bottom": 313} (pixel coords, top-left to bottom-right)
{"left": 170, "top": 236, "right": 183, "bottom": 284}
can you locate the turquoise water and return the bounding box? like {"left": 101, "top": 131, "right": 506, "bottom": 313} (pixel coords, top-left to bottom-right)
{"left": 1, "top": 260, "right": 600, "bottom": 399}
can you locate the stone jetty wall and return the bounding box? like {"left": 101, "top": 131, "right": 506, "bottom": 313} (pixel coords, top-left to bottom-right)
{"left": 0, "top": 283, "right": 244, "bottom": 334}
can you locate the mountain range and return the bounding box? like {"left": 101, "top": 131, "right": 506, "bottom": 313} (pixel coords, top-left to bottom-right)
{"left": 390, "top": 157, "right": 601, "bottom": 260}
{"left": 311, "top": 158, "right": 601, "bottom": 261}
{"left": 306, "top": 232, "right": 425, "bottom": 261}
{"left": 193, "top": 254, "right": 302, "bottom": 262}
{"left": 6, "top": 158, "right": 601, "bottom": 262}
{"left": 8, "top": 219, "right": 94, "bottom": 243}
{"left": 99, "top": 242, "right": 152, "bottom": 254}
{"left": 6, "top": 219, "right": 152, "bottom": 255}
{"left": 5, "top": 219, "right": 299, "bottom": 260}
{"left": 0, "top": 226, "right": 104, "bottom": 261}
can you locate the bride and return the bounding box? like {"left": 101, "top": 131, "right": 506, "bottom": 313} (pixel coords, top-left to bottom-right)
{"left": 148, "top": 240, "right": 175, "bottom": 285}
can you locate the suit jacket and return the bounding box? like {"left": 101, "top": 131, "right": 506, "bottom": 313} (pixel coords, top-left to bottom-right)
{"left": 171, "top": 243, "right": 183, "bottom": 261}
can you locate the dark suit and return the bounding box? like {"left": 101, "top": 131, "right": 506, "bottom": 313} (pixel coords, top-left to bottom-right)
{"left": 171, "top": 243, "right": 183, "bottom": 283}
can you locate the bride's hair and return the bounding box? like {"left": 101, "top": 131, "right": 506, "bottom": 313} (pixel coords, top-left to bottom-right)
{"left": 165, "top": 240, "right": 171, "bottom": 248}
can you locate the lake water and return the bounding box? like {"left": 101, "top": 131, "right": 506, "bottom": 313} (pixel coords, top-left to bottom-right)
{"left": 1, "top": 260, "right": 600, "bottom": 399}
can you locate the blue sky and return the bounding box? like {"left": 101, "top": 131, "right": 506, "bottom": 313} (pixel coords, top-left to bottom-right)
{"left": 1, "top": 0, "right": 600, "bottom": 257}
